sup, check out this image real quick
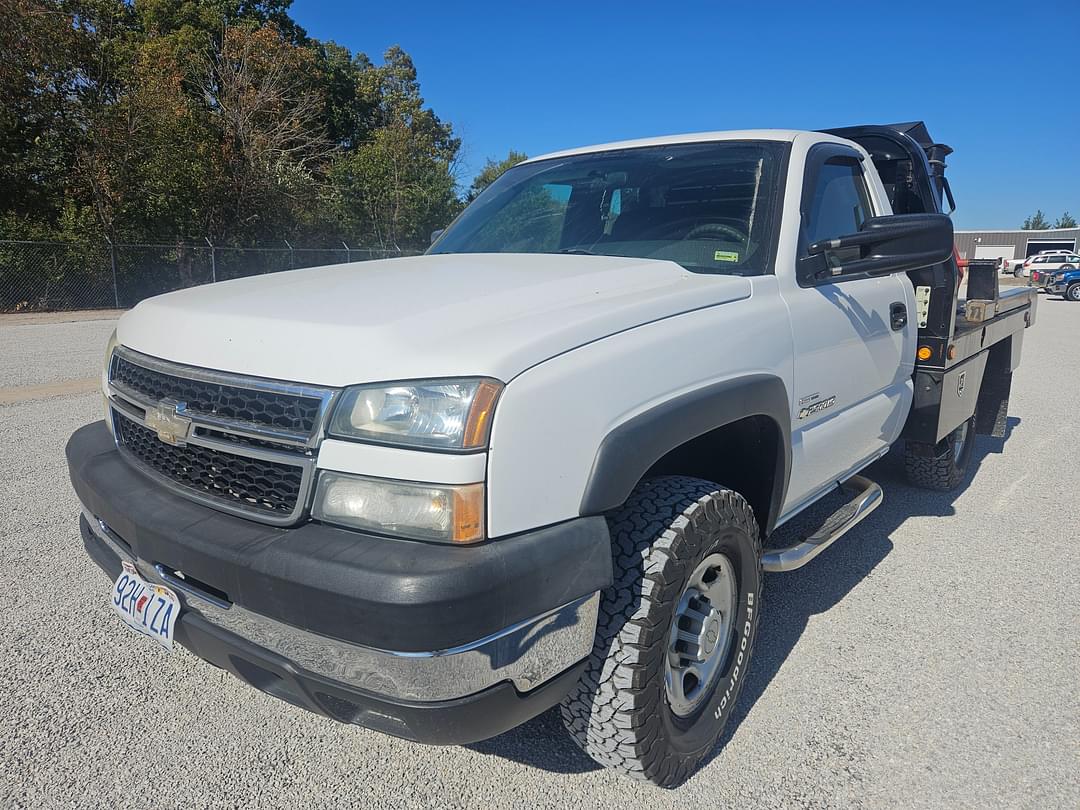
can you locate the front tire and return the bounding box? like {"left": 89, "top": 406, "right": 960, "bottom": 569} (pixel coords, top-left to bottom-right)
{"left": 560, "top": 476, "right": 762, "bottom": 788}
{"left": 1065, "top": 282, "right": 1080, "bottom": 302}
{"left": 904, "top": 413, "right": 976, "bottom": 490}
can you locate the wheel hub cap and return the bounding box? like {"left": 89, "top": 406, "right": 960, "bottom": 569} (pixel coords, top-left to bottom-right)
{"left": 664, "top": 553, "right": 738, "bottom": 717}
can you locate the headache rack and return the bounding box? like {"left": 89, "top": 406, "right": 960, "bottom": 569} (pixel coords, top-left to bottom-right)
{"left": 823, "top": 121, "right": 1037, "bottom": 446}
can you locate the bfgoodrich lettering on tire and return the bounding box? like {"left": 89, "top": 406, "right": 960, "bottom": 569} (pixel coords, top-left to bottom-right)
{"left": 560, "top": 476, "right": 763, "bottom": 788}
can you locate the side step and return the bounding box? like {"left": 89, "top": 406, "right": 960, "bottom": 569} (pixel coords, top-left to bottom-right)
{"left": 761, "top": 475, "right": 883, "bottom": 573}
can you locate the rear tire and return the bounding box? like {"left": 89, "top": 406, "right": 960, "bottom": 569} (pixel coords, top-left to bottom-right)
{"left": 904, "top": 413, "right": 976, "bottom": 490}
{"left": 1065, "top": 282, "right": 1080, "bottom": 302}
{"left": 560, "top": 476, "right": 762, "bottom": 788}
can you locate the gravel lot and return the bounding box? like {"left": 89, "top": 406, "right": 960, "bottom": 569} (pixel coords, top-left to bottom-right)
{"left": 1, "top": 302, "right": 1078, "bottom": 809}
{"left": 0, "top": 317, "right": 116, "bottom": 389}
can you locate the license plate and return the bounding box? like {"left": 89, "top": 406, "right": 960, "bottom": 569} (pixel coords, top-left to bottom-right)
{"left": 111, "top": 561, "right": 180, "bottom": 651}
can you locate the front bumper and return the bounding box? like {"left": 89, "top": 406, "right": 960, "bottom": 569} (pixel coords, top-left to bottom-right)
{"left": 68, "top": 421, "right": 611, "bottom": 743}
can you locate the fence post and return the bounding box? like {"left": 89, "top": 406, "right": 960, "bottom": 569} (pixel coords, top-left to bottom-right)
{"left": 284, "top": 239, "right": 294, "bottom": 269}
{"left": 342, "top": 240, "right": 351, "bottom": 264}
{"left": 105, "top": 235, "right": 120, "bottom": 309}
{"left": 205, "top": 236, "right": 216, "bottom": 283}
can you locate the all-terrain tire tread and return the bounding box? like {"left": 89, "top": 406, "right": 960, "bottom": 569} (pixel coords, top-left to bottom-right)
{"left": 903, "top": 416, "right": 974, "bottom": 491}
{"left": 559, "top": 476, "right": 761, "bottom": 787}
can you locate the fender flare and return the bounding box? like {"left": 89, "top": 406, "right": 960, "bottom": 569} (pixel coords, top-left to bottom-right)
{"left": 579, "top": 374, "right": 791, "bottom": 534}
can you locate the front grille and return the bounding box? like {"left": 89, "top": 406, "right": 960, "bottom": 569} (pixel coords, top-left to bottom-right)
{"left": 112, "top": 353, "right": 322, "bottom": 434}
{"left": 114, "top": 411, "right": 304, "bottom": 517}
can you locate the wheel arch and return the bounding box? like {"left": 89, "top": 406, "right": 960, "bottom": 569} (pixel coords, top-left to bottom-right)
{"left": 579, "top": 374, "right": 791, "bottom": 534}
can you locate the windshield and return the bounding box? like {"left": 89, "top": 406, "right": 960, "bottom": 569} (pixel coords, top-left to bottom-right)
{"left": 431, "top": 141, "right": 786, "bottom": 275}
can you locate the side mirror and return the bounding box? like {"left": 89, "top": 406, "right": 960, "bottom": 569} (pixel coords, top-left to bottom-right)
{"left": 430, "top": 229, "right": 445, "bottom": 245}
{"left": 801, "top": 213, "right": 954, "bottom": 282}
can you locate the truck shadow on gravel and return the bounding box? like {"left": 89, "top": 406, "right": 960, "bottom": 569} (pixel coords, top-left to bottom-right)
{"left": 466, "top": 419, "right": 1018, "bottom": 778}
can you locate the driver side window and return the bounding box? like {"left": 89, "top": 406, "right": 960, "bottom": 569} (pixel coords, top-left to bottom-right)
{"left": 804, "top": 159, "right": 873, "bottom": 246}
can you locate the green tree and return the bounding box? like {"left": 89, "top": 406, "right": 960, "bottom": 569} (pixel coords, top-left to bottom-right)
{"left": 325, "top": 47, "right": 461, "bottom": 250}
{"left": 1054, "top": 211, "right": 1077, "bottom": 229}
{"left": 201, "top": 24, "right": 331, "bottom": 241}
{"left": 78, "top": 33, "right": 221, "bottom": 243}
{"left": 0, "top": 1, "right": 89, "bottom": 229}
{"left": 466, "top": 150, "right": 528, "bottom": 202}
{"left": 315, "top": 40, "right": 377, "bottom": 151}
{"left": 0, "top": 1, "right": 465, "bottom": 255}
{"left": 1022, "top": 210, "right": 1051, "bottom": 229}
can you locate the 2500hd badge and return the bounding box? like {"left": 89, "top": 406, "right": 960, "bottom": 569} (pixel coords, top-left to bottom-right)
{"left": 798, "top": 395, "right": 837, "bottom": 419}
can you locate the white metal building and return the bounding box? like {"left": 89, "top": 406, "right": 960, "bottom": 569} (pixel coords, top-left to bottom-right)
{"left": 954, "top": 228, "right": 1080, "bottom": 261}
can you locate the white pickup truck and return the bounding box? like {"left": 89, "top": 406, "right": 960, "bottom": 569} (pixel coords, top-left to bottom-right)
{"left": 67, "top": 121, "right": 1035, "bottom": 787}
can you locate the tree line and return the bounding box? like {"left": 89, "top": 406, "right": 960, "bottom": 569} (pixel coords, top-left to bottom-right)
{"left": 1, "top": 1, "right": 523, "bottom": 253}
{"left": 1022, "top": 211, "right": 1077, "bottom": 230}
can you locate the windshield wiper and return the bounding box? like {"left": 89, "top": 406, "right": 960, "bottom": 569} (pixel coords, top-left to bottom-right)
{"left": 555, "top": 248, "right": 597, "bottom": 256}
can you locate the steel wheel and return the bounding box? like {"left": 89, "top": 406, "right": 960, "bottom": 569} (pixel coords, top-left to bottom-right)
{"left": 665, "top": 552, "right": 738, "bottom": 717}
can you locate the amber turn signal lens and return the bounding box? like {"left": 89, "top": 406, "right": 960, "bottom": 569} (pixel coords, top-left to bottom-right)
{"left": 451, "top": 483, "right": 485, "bottom": 544}
{"left": 947, "top": 344, "right": 957, "bottom": 360}
{"left": 917, "top": 346, "right": 933, "bottom": 361}
{"left": 462, "top": 380, "right": 502, "bottom": 449}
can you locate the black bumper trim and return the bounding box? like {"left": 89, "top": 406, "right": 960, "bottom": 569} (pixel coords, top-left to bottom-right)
{"left": 67, "top": 421, "right": 612, "bottom": 652}
{"left": 81, "top": 519, "right": 584, "bottom": 744}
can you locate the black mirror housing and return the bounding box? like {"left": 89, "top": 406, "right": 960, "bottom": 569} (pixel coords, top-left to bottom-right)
{"left": 805, "top": 213, "right": 954, "bottom": 281}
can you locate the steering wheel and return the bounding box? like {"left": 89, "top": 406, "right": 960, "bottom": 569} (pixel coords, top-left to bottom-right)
{"left": 684, "top": 222, "right": 748, "bottom": 243}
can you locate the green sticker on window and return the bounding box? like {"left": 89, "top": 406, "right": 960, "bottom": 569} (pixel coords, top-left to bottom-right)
{"left": 713, "top": 250, "right": 739, "bottom": 262}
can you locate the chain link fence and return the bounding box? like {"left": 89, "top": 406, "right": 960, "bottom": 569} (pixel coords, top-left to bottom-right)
{"left": 0, "top": 240, "right": 414, "bottom": 313}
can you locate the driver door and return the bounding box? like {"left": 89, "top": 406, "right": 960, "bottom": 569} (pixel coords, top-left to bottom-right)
{"left": 780, "top": 144, "right": 915, "bottom": 514}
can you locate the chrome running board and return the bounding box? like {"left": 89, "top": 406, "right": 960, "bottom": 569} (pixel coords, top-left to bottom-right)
{"left": 761, "top": 475, "right": 883, "bottom": 573}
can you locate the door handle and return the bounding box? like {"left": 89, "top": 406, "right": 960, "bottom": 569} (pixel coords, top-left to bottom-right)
{"left": 890, "top": 302, "right": 907, "bottom": 331}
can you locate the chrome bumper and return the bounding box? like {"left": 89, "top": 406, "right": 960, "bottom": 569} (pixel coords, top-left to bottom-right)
{"left": 84, "top": 511, "right": 599, "bottom": 702}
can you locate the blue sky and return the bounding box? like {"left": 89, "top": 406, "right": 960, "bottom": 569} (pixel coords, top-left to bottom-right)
{"left": 293, "top": 0, "right": 1079, "bottom": 229}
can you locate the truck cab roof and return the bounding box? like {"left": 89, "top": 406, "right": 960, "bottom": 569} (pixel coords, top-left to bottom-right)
{"left": 524, "top": 129, "right": 838, "bottom": 163}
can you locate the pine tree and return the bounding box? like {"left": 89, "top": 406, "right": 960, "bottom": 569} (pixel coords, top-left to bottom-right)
{"left": 1022, "top": 210, "right": 1051, "bottom": 229}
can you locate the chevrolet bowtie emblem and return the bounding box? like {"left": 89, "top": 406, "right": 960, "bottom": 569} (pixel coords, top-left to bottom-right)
{"left": 145, "top": 399, "right": 192, "bottom": 446}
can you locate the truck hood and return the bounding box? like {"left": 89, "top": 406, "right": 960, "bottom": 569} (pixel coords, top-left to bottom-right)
{"left": 117, "top": 253, "right": 751, "bottom": 386}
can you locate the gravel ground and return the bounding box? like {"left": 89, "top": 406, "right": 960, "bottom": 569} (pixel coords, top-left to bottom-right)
{"left": 1, "top": 301, "right": 1078, "bottom": 809}
{"left": 0, "top": 316, "right": 116, "bottom": 389}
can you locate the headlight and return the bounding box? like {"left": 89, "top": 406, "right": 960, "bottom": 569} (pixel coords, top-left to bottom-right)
{"left": 329, "top": 378, "right": 502, "bottom": 450}
{"left": 313, "top": 471, "right": 485, "bottom": 543}
{"left": 102, "top": 329, "right": 118, "bottom": 428}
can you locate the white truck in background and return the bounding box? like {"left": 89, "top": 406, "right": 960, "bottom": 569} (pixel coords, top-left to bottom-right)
{"left": 67, "top": 122, "right": 1036, "bottom": 787}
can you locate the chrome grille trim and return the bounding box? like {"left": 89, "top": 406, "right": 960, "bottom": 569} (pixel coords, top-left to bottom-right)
{"left": 105, "top": 346, "right": 340, "bottom": 526}
{"left": 109, "top": 346, "right": 339, "bottom": 449}
{"left": 110, "top": 378, "right": 311, "bottom": 448}
{"left": 110, "top": 407, "right": 316, "bottom": 525}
